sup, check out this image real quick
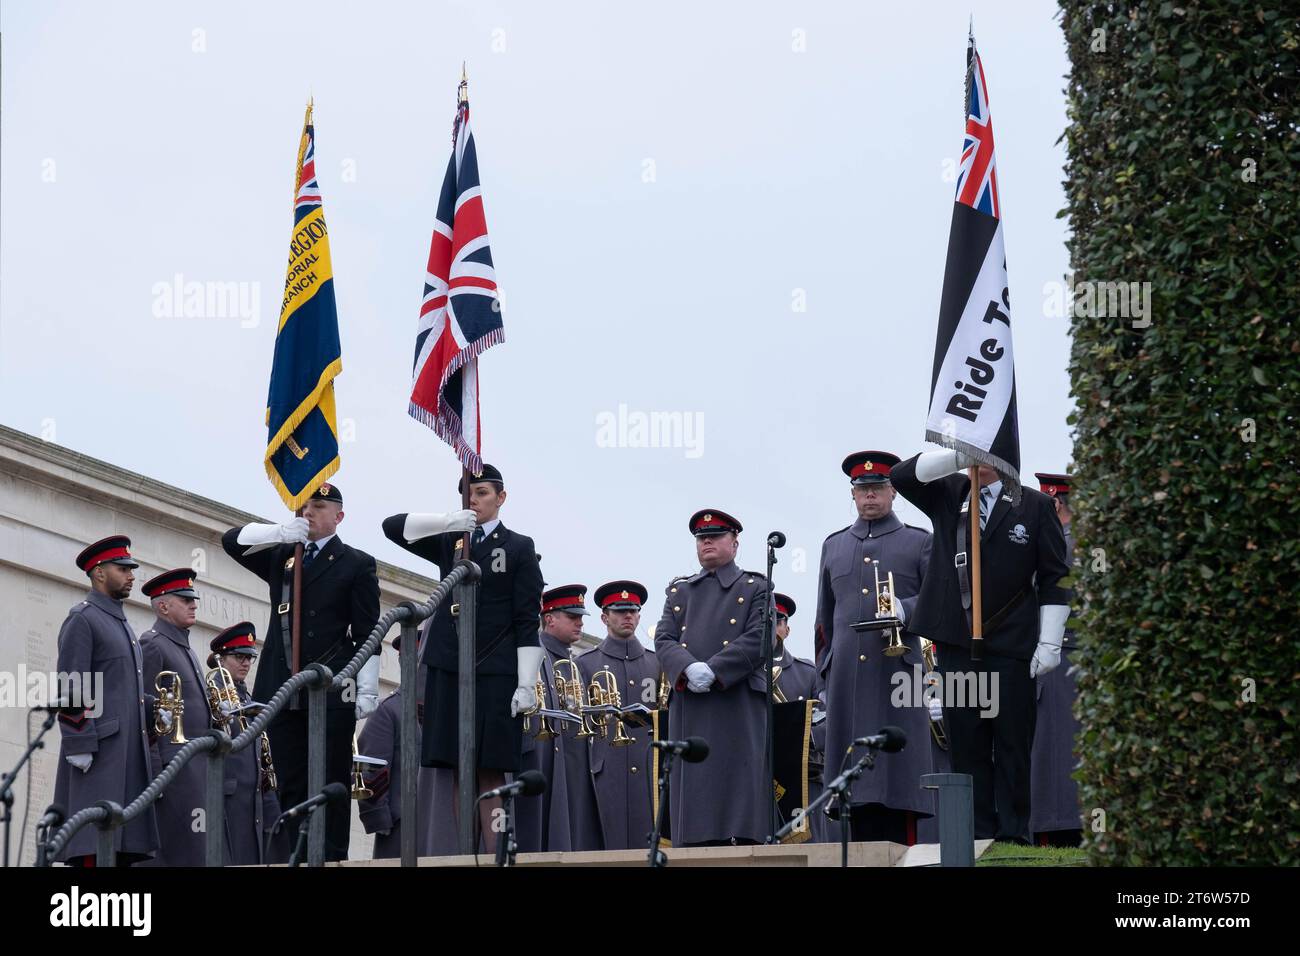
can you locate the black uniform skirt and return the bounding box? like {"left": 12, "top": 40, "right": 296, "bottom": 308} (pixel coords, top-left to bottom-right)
{"left": 422, "top": 667, "right": 524, "bottom": 773}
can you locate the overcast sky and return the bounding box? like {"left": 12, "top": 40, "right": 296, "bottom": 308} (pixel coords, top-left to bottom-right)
{"left": 1, "top": 0, "right": 1074, "bottom": 659}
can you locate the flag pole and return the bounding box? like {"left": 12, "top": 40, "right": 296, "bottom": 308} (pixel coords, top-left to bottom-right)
{"left": 291, "top": 506, "right": 305, "bottom": 677}
{"left": 968, "top": 467, "right": 983, "bottom": 661}
{"left": 291, "top": 563, "right": 304, "bottom": 676}
{"left": 286, "top": 102, "right": 313, "bottom": 683}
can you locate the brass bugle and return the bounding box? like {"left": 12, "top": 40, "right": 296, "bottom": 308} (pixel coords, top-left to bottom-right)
{"left": 154, "top": 670, "right": 187, "bottom": 744}
{"left": 875, "top": 565, "right": 908, "bottom": 658}
{"left": 589, "top": 669, "right": 634, "bottom": 748}
{"left": 554, "top": 658, "right": 593, "bottom": 739}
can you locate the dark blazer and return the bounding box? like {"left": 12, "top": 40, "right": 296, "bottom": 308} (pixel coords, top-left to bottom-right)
{"left": 221, "top": 531, "right": 380, "bottom": 708}
{"left": 891, "top": 455, "right": 1070, "bottom": 660}
{"left": 381, "top": 517, "right": 542, "bottom": 676}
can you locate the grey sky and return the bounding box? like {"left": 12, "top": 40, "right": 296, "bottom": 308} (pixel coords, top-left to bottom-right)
{"left": 1, "top": 1, "right": 1074, "bottom": 660}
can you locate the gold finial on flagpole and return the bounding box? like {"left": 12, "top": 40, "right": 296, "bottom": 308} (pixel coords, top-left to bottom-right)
{"left": 459, "top": 61, "right": 469, "bottom": 102}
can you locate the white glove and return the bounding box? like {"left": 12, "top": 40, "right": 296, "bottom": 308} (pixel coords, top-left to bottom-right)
{"left": 66, "top": 753, "right": 93, "bottom": 772}
{"left": 1030, "top": 605, "right": 1070, "bottom": 678}
{"left": 402, "top": 510, "right": 477, "bottom": 541}
{"left": 895, "top": 602, "right": 907, "bottom": 626}
{"left": 157, "top": 710, "right": 173, "bottom": 731}
{"left": 236, "top": 517, "right": 310, "bottom": 553}
{"left": 511, "top": 686, "right": 538, "bottom": 717}
{"left": 218, "top": 700, "right": 237, "bottom": 717}
{"left": 355, "top": 654, "right": 381, "bottom": 719}
{"left": 914, "top": 449, "right": 975, "bottom": 483}
{"left": 510, "top": 646, "right": 545, "bottom": 716}
{"left": 927, "top": 694, "right": 944, "bottom": 722}
{"left": 685, "top": 662, "right": 715, "bottom": 693}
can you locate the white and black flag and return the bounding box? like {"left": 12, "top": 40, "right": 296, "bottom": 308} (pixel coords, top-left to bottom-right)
{"left": 924, "top": 34, "right": 1022, "bottom": 501}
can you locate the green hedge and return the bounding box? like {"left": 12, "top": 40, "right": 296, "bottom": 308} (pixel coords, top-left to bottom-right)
{"left": 1059, "top": 1, "right": 1299, "bottom": 865}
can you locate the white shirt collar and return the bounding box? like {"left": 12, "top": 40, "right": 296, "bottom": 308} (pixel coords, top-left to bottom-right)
{"left": 982, "top": 480, "right": 1003, "bottom": 503}
{"left": 477, "top": 518, "right": 501, "bottom": 538}
{"left": 307, "top": 532, "right": 336, "bottom": 552}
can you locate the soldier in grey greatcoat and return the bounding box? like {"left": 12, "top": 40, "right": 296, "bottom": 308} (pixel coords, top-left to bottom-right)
{"left": 577, "top": 581, "right": 660, "bottom": 851}
{"left": 1029, "top": 473, "right": 1083, "bottom": 845}
{"left": 356, "top": 688, "right": 405, "bottom": 859}
{"left": 355, "top": 633, "right": 445, "bottom": 859}
{"left": 208, "top": 622, "right": 283, "bottom": 866}
{"left": 771, "top": 594, "right": 818, "bottom": 703}
{"left": 654, "top": 509, "right": 771, "bottom": 846}
{"left": 517, "top": 585, "right": 602, "bottom": 853}
{"left": 139, "top": 568, "right": 213, "bottom": 866}
{"left": 815, "top": 451, "right": 937, "bottom": 844}
{"left": 53, "top": 535, "right": 160, "bottom": 865}
{"left": 769, "top": 594, "right": 828, "bottom": 843}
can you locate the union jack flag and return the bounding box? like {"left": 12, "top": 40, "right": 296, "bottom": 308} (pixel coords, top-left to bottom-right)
{"left": 408, "top": 78, "right": 504, "bottom": 472}
{"left": 925, "top": 32, "right": 1021, "bottom": 503}
{"left": 956, "top": 37, "right": 1000, "bottom": 219}
{"left": 294, "top": 123, "right": 322, "bottom": 212}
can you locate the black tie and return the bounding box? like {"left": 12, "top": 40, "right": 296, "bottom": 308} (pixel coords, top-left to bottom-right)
{"left": 471, "top": 527, "right": 485, "bottom": 548}
{"left": 979, "top": 488, "right": 994, "bottom": 531}
{"left": 303, "top": 541, "right": 319, "bottom": 565}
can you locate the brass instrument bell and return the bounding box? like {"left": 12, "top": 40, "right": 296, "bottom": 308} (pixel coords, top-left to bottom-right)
{"left": 205, "top": 664, "right": 244, "bottom": 732}
{"left": 351, "top": 732, "right": 386, "bottom": 800}
{"left": 553, "top": 658, "right": 592, "bottom": 739}
{"left": 153, "top": 670, "right": 187, "bottom": 744}
{"left": 875, "top": 564, "right": 908, "bottom": 657}
{"left": 920, "top": 637, "right": 950, "bottom": 751}
{"left": 590, "top": 669, "right": 634, "bottom": 748}
{"left": 525, "top": 671, "right": 556, "bottom": 740}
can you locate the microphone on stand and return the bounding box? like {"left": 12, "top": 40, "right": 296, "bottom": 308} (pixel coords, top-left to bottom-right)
{"left": 853, "top": 725, "right": 907, "bottom": 753}
{"left": 478, "top": 770, "right": 547, "bottom": 802}
{"left": 650, "top": 737, "right": 710, "bottom": 763}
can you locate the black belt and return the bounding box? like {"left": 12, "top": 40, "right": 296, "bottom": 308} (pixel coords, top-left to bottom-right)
{"left": 955, "top": 499, "right": 974, "bottom": 624}
{"left": 276, "top": 555, "right": 295, "bottom": 675}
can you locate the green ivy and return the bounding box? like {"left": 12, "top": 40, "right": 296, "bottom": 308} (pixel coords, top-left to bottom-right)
{"left": 1059, "top": 1, "right": 1299, "bottom": 865}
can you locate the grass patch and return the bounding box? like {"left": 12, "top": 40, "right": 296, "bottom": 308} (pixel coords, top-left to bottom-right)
{"left": 976, "top": 842, "right": 1089, "bottom": 867}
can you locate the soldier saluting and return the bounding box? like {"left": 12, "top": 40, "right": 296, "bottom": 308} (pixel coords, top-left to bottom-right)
{"left": 890, "top": 450, "right": 1070, "bottom": 844}
{"left": 654, "top": 510, "right": 770, "bottom": 846}
{"left": 222, "top": 482, "right": 381, "bottom": 861}
{"left": 381, "top": 463, "right": 544, "bottom": 854}
{"left": 53, "top": 536, "right": 160, "bottom": 866}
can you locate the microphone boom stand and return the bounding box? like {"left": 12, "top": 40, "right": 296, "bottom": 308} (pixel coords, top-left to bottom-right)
{"left": 775, "top": 747, "right": 877, "bottom": 868}
{"left": 1, "top": 708, "right": 59, "bottom": 867}
{"left": 762, "top": 534, "right": 781, "bottom": 843}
